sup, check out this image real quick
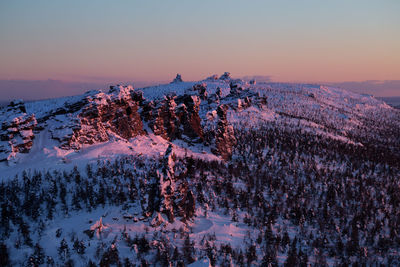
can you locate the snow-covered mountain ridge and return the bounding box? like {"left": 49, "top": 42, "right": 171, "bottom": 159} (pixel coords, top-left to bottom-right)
{"left": 1, "top": 73, "right": 400, "bottom": 266}
{"left": 0, "top": 73, "right": 398, "bottom": 174}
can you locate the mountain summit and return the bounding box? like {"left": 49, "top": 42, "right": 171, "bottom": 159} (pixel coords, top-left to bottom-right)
{"left": 1, "top": 73, "right": 400, "bottom": 266}
{"left": 0, "top": 73, "right": 398, "bottom": 169}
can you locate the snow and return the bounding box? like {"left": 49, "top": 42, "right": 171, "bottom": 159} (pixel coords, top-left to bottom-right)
{"left": 190, "top": 213, "right": 251, "bottom": 246}
{"left": 0, "top": 73, "right": 397, "bottom": 180}
{"left": 0, "top": 72, "right": 398, "bottom": 266}
{"left": 188, "top": 257, "right": 211, "bottom": 267}
{"left": 0, "top": 131, "right": 219, "bottom": 180}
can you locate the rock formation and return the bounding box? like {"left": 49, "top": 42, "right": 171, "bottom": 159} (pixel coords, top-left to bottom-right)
{"left": 148, "top": 94, "right": 203, "bottom": 142}
{"left": 171, "top": 73, "right": 183, "bottom": 83}
{"left": 148, "top": 95, "right": 179, "bottom": 141}
{"left": 0, "top": 100, "right": 37, "bottom": 162}
{"left": 176, "top": 95, "right": 203, "bottom": 141}
{"left": 219, "top": 72, "right": 231, "bottom": 80}
{"left": 146, "top": 145, "right": 195, "bottom": 223}
{"left": 213, "top": 104, "right": 236, "bottom": 160}
{"left": 0, "top": 73, "right": 271, "bottom": 162}
{"left": 193, "top": 83, "right": 208, "bottom": 100}
{"left": 57, "top": 85, "right": 144, "bottom": 149}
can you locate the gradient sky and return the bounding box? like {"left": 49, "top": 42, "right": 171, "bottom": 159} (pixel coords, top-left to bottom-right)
{"left": 0, "top": 0, "right": 399, "bottom": 84}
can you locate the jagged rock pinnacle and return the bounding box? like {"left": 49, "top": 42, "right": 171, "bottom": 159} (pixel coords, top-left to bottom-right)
{"left": 172, "top": 73, "right": 183, "bottom": 83}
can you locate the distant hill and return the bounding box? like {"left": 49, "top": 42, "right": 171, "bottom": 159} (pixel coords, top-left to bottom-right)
{"left": 378, "top": 96, "right": 400, "bottom": 109}
{"left": 1, "top": 73, "right": 400, "bottom": 266}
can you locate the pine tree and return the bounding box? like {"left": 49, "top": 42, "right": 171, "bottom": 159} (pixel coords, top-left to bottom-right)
{"left": 183, "top": 235, "right": 195, "bottom": 264}
{"left": 285, "top": 238, "right": 298, "bottom": 267}
{"left": 261, "top": 246, "right": 278, "bottom": 267}
{"left": 73, "top": 239, "right": 86, "bottom": 255}
{"left": 29, "top": 243, "right": 45, "bottom": 266}
{"left": 246, "top": 244, "right": 257, "bottom": 265}
{"left": 58, "top": 238, "right": 69, "bottom": 261}
{"left": 0, "top": 242, "right": 9, "bottom": 267}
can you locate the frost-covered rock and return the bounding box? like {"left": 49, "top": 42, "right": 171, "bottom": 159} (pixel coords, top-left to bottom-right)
{"left": 212, "top": 104, "right": 236, "bottom": 160}
{"left": 206, "top": 74, "right": 219, "bottom": 81}
{"left": 0, "top": 74, "right": 397, "bottom": 166}
{"left": 148, "top": 95, "right": 179, "bottom": 141}
{"left": 176, "top": 95, "right": 203, "bottom": 141}
{"left": 59, "top": 85, "right": 144, "bottom": 149}
{"left": 90, "top": 217, "right": 111, "bottom": 239}
{"left": 158, "top": 144, "right": 177, "bottom": 222}
{"left": 219, "top": 72, "right": 231, "bottom": 80}
{"left": 193, "top": 83, "right": 208, "bottom": 100}
{"left": 0, "top": 100, "right": 37, "bottom": 162}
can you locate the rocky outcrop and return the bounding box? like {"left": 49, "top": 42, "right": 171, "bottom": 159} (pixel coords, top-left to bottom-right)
{"left": 171, "top": 73, "right": 183, "bottom": 83}
{"left": 237, "top": 97, "right": 252, "bottom": 111}
{"left": 206, "top": 74, "right": 219, "bottom": 81}
{"left": 49, "top": 84, "right": 205, "bottom": 150}
{"left": 147, "top": 94, "right": 203, "bottom": 142}
{"left": 176, "top": 95, "right": 203, "bottom": 141}
{"left": 0, "top": 73, "right": 272, "bottom": 162}
{"left": 158, "top": 144, "right": 176, "bottom": 222}
{"left": 144, "top": 145, "right": 195, "bottom": 223}
{"left": 193, "top": 83, "right": 208, "bottom": 100}
{"left": 0, "top": 100, "right": 37, "bottom": 162}
{"left": 148, "top": 96, "right": 179, "bottom": 141}
{"left": 58, "top": 85, "right": 144, "bottom": 149}
{"left": 230, "top": 80, "right": 244, "bottom": 95}
{"left": 219, "top": 72, "right": 231, "bottom": 80}
{"left": 212, "top": 104, "right": 236, "bottom": 160}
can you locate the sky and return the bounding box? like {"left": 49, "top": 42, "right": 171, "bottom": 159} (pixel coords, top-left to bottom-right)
{"left": 0, "top": 0, "right": 399, "bottom": 100}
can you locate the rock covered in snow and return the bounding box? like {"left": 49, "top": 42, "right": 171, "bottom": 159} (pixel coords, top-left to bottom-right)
{"left": 176, "top": 95, "right": 204, "bottom": 141}
{"left": 193, "top": 83, "right": 208, "bottom": 100}
{"left": 229, "top": 80, "right": 243, "bottom": 95}
{"left": 219, "top": 72, "right": 231, "bottom": 80}
{"left": 142, "top": 145, "right": 196, "bottom": 223}
{"left": 148, "top": 95, "right": 179, "bottom": 141}
{"left": 147, "top": 93, "right": 204, "bottom": 142}
{"left": 237, "top": 96, "right": 252, "bottom": 111}
{"left": 212, "top": 104, "right": 236, "bottom": 160}
{"left": 206, "top": 74, "right": 219, "bottom": 81}
{"left": 0, "top": 72, "right": 396, "bottom": 165}
{"left": 0, "top": 100, "right": 37, "bottom": 162}
{"left": 90, "top": 217, "right": 111, "bottom": 239}
{"left": 58, "top": 85, "right": 144, "bottom": 149}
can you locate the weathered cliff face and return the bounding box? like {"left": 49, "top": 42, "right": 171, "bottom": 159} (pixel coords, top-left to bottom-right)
{"left": 0, "top": 74, "right": 271, "bottom": 162}
{"left": 213, "top": 104, "right": 237, "bottom": 160}
{"left": 0, "top": 100, "right": 37, "bottom": 162}
{"left": 148, "top": 96, "right": 179, "bottom": 141}
{"left": 193, "top": 83, "right": 208, "bottom": 100}
{"left": 147, "top": 93, "right": 204, "bottom": 142}
{"left": 176, "top": 95, "right": 203, "bottom": 141}
{"left": 58, "top": 86, "right": 144, "bottom": 150}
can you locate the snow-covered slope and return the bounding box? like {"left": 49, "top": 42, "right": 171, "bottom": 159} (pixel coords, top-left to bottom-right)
{"left": 1, "top": 73, "right": 400, "bottom": 266}
{"left": 0, "top": 73, "right": 397, "bottom": 178}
